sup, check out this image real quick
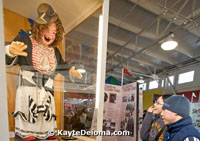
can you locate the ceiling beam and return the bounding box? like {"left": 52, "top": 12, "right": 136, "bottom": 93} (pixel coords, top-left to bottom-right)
{"left": 175, "top": 43, "right": 195, "bottom": 58}
{"left": 110, "top": 56, "right": 149, "bottom": 74}
{"left": 75, "top": 28, "right": 173, "bottom": 68}
{"left": 108, "top": 37, "right": 177, "bottom": 64}
{"left": 94, "top": 7, "right": 195, "bottom": 59}
{"left": 129, "top": 0, "right": 200, "bottom": 37}
{"left": 127, "top": 0, "right": 196, "bottom": 58}
{"left": 109, "top": 16, "right": 157, "bottom": 40}
{"left": 107, "top": 44, "right": 163, "bottom": 69}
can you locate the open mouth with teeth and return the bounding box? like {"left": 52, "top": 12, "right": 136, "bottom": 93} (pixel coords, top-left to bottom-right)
{"left": 44, "top": 36, "right": 51, "bottom": 42}
{"left": 41, "top": 32, "right": 55, "bottom": 46}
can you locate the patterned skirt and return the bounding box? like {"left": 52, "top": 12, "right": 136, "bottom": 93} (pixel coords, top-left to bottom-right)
{"left": 12, "top": 85, "right": 57, "bottom": 139}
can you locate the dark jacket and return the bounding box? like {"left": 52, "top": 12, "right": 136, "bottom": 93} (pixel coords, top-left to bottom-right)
{"left": 164, "top": 117, "right": 200, "bottom": 141}
{"left": 140, "top": 112, "right": 166, "bottom": 141}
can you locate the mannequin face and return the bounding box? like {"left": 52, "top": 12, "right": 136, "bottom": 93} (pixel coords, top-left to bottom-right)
{"left": 40, "top": 22, "right": 57, "bottom": 46}
{"left": 153, "top": 96, "right": 164, "bottom": 115}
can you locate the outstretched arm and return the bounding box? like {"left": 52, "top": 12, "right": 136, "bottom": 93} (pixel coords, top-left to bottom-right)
{"left": 8, "top": 41, "right": 27, "bottom": 57}
{"left": 5, "top": 35, "right": 29, "bottom": 66}
{"left": 54, "top": 47, "right": 82, "bottom": 79}
{"left": 69, "top": 66, "right": 82, "bottom": 79}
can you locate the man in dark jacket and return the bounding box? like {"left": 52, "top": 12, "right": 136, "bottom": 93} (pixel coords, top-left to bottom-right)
{"left": 161, "top": 95, "right": 200, "bottom": 141}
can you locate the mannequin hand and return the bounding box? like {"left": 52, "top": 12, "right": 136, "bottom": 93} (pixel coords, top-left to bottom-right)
{"left": 9, "top": 41, "right": 28, "bottom": 56}
{"left": 69, "top": 66, "right": 82, "bottom": 79}
{"left": 147, "top": 106, "right": 154, "bottom": 113}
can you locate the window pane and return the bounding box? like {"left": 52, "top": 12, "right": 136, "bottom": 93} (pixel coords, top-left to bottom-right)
{"left": 139, "top": 83, "right": 146, "bottom": 91}
{"left": 168, "top": 76, "right": 174, "bottom": 86}
{"left": 178, "top": 70, "right": 194, "bottom": 84}
{"left": 64, "top": 9, "right": 102, "bottom": 132}
{"left": 4, "top": 5, "right": 102, "bottom": 139}
{"left": 149, "top": 80, "right": 158, "bottom": 89}
{"left": 161, "top": 80, "right": 164, "bottom": 87}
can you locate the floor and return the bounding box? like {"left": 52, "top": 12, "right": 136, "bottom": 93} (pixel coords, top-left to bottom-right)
{"left": 10, "top": 136, "right": 83, "bottom": 141}
{"left": 10, "top": 135, "right": 95, "bottom": 141}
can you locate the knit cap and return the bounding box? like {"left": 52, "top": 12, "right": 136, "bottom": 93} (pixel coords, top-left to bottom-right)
{"left": 162, "top": 95, "right": 190, "bottom": 118}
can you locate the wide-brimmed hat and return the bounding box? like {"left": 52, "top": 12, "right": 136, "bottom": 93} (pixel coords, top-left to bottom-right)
{"left": 35, "top": 3, "right": 58, "bottom": 24}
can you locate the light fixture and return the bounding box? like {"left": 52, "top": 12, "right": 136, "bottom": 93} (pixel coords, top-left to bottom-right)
{"left": 161, "top": 33, "right": 178, "bottom": 51}
{"left": 137, "top": 77, "right": 144, "bottom": 83}
{"left": 77, "top": 64, "right": 86, "bottom": 73}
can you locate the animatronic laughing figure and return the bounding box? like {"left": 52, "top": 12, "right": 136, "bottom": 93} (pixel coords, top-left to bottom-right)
{"left": 5, "top": 3, "right": 82, "bottom": 140}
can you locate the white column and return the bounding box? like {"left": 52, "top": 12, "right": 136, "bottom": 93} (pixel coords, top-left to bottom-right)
{"left": 95, "top": 0, "right": 110, "bottom": 141}
{"left": 0, "top": 0, "right": 9, "bottom": 140}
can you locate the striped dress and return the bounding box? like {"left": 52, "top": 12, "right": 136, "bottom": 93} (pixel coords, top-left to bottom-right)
{"left": 9, "top": 35, "right": 62, "bottom": 139}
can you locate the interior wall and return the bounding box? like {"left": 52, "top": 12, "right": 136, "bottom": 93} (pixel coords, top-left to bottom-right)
{"left": 162, "top": 63, "right": 200, "bottom": 93}
{"left": 143, "top": 62, "right": 200, "bottom": 109}
{"left": 143, "top": 89, "right": 162, "bottom": 110}
{"left": 4, "top": 8, "right": 63, "bottom": 131}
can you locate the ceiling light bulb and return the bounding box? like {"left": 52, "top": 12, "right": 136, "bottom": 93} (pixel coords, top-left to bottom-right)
{"left": 137, "top": 77, "right": 144, "bottom": 83}
{"left": 77, "top": 64, "right": 86, "bottom": 73}
{"left": 161, "top": 40, "right": 178, "bottom": 51}
{"left": 77, "top": 68, "right": 86, "bottom": 73}
{"left": 137, "top": 79, "right": 144, "bottom": 83}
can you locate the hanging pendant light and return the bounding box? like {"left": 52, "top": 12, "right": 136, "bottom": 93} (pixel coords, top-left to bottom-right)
{"left": 137, "top": 77, "right": 144, "bottom": 83}
{"left": 161, "top": 33, "right": 178, "bottom": 51}
{"left": 77, "top": 64, "right": 86, "bottom": 73}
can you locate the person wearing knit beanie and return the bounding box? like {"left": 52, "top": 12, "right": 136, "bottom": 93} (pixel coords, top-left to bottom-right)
{"left": 163, "top": 95, "right": 190, "bottom": 120}
{"left": 161, "top": 95, "right": 200, "bottom": 141}
{"left": 140, "top": 94, "right": 172, "bottom": 141}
